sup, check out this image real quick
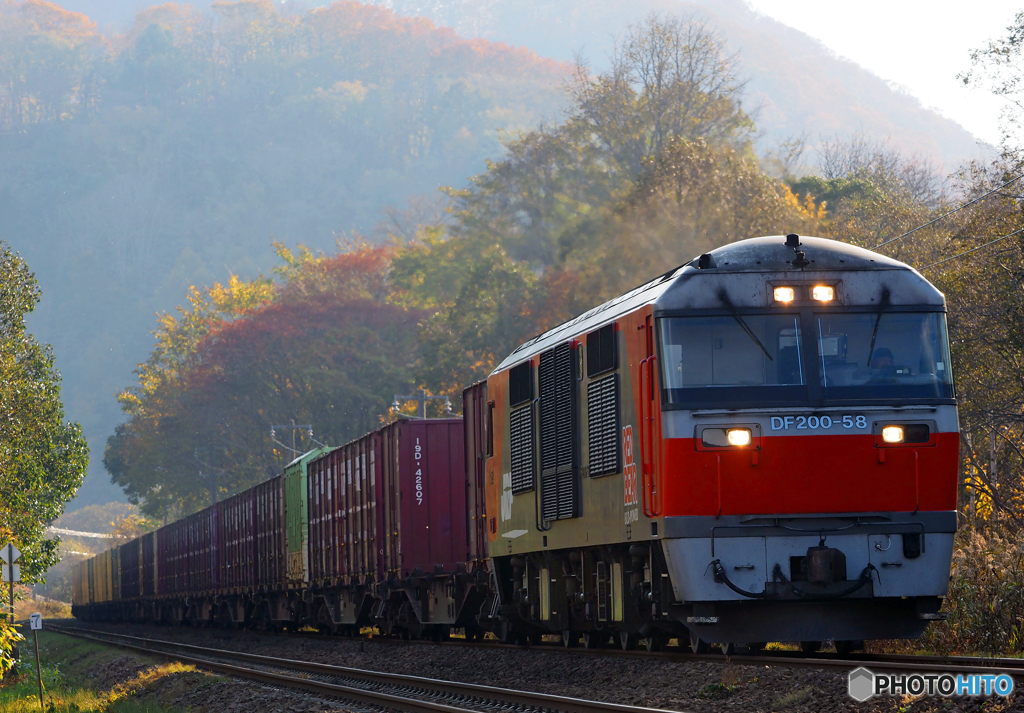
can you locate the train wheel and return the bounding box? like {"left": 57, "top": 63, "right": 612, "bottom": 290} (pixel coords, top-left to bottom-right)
{"left": 618, "top": 632, "right": 639, "bottom": 651}
{"left": 834, "top": 640, "right": 863, "bottom": 656}
{"left": 580, "top": 631, "right": 604, "bottom": 649}
{"left": 496, "top": 619, "right": 518, "bottom": 644}
{"left": 800, "top": 640, "right": 822, "bottom": 654}
{"left": 720, "top": 642, "right": 736, "bottom": 656}
{"left": 688, "top": 630, "right": 710, "bottom": 654}
{"left": 527, "top": 631, "right": 543, "bottom": 646}
{"left": 562, "top": 630, "right": 579, "bottom": 648}
{"left": 747, "top": 642, "right": 766, "bottom": 655}
{"left": 644, "top": 634, "right": 667, "bottom": 652}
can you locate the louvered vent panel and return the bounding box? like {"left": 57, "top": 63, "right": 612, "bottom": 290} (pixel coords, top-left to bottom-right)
{"left": 554, "top": 343, "right": 574, "bottom": 469}
{"left": 509, "top": 404, "right": 536, "bottom": 494}
{"left": 587, "top": 374, "right": 621, "bottom": 477}
{"left": 539, "top": 349, "right": 559, "bottom": 521}
{"left": 539, "top": 343, "right": 579, "bottom": 520}
{"left": 539, "top": 351, "right": 557, "bottom": 473}
{"left": 540, "top": 470, "right": 559, "bottom": 521}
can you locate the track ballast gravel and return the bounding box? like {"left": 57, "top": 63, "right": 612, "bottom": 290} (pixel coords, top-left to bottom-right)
{"left": 59, "top": 621, "right": 1022, "bottom": 713}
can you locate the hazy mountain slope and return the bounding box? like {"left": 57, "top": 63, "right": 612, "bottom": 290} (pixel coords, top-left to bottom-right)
{"left": 367, "top": 0, "right": 985, "bottom": 168}
{"left": 1, "top": 0, "right": 568, "bottom": 509}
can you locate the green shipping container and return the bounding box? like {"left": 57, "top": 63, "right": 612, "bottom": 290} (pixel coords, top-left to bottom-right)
{"left": 284, "top": 447, "right": 334, "bottom": 585}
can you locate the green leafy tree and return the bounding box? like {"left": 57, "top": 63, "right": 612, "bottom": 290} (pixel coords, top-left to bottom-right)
{"left": 559, "top": 136, "right": 824, "bottom": 305}
{"left": 567, "top": 13, "right": 751, "bottom": 177}
{"left": 390, "top": 228, "right": 581, "bottom": 396}
{"left": 386, "top": 14, "right": 758, "bottom": 396}
{"left": 0, "top": 241, "right": 88, "bottom": 672}
{"left": 443, "top": 13, "right": 752, "bottom": 269}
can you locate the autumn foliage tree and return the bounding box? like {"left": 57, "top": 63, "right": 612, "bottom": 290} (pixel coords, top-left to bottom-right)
{"left": 105, "top": 243, "right": 423, "bottom": 518}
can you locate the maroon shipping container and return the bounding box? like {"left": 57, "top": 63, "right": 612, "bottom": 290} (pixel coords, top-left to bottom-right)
{"left": 380, "top": 419, "right": 466, "bottom": 578}
{"left": 119, "top": 538, "right": 142, "bottom": 599}
{"left": 159, "top": 508, "right": 216, "bottom": 595}
{"left": 253, "top": 475, "right": 286, "bottom": 590}
{"left": 462, "top": 382, "right": 490, "bottom": 565}
{"left": 217, "top": 488, "right": 255, "bottom": 592}
{"left": 141, "top": 532, "right": 156, "bottom": 597}
{"left": 308, "top": 434, "right": 378, "bottom": 584}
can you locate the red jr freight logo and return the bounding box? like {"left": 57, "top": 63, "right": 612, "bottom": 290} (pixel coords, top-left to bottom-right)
{"left": 623, "top": 425, "right": 638, "bottom": 507}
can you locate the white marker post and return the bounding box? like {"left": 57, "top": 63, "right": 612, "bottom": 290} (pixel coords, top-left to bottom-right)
{"left": 1, "top": 543, "right": 23, "bottom": 676}
{"left": 30, "top": 613, "right": 43, "bottom": 711}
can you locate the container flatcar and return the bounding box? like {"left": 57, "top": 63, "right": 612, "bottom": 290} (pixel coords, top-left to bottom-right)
{"left": 72, "top": 420, "right": 485, "bottom": 638}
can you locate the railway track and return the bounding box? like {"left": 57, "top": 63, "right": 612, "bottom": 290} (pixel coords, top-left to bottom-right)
{"left": 324, "top": 630, "right": 1024, "bottom": 678}
{"left": 52, "top": 621, "right": 1024, "bottom": 679}
{"left": 48, "top": 624, "right": 672, "bottom": 713}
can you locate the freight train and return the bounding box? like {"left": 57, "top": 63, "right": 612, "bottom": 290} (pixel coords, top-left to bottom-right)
{"left": 72, "top": 235, "right": 959, "bottom": 653}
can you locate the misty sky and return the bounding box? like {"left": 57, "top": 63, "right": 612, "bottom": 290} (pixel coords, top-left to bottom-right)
{"left": 747, "top": 0, "right": 1019, "bottom": 146}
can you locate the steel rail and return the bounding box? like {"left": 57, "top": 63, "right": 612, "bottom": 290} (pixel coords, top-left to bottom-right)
{"left": 49, "top": 625, "right": 673, "bottom": 713}
{"left": 242, "top": 623, "right": 1024, "bottom": 676}
{"left": 53, "top": 621, "right": 1024, "bottom": 680}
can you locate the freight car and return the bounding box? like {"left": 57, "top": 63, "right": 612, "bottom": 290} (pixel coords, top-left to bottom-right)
{"left": 72, "top": 235, "right": 958, "bottom": 653}
{"left": 72, "top": 420, "right": 486, "bottom": 640}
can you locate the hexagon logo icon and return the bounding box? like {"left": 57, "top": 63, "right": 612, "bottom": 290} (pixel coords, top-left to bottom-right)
{"left": 848, "top": 667, "right": 874, "bottom": 702}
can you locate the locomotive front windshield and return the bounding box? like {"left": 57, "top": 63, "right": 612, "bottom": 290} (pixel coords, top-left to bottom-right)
{"left": 816, "top": 312, "right": 953, "bottom": 400}
{"left": 659, "top": 315, "right": 807, "bottom": 405}
{"left": 659, "top": 311, "right": 954, "bottom": 406}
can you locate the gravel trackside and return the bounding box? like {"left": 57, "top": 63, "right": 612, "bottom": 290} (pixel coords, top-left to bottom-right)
{"left": 57, "top": 622, "right": 1023, "bottom": 713}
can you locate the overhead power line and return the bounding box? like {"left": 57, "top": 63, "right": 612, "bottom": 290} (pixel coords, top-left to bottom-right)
{"left": 919, "top": 227, "right": 1024, "bottom": 271}
{"left": 874, "top": 173, "right": 1024, "bottom": 250}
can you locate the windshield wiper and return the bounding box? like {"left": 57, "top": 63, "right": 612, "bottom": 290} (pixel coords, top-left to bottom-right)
{"left": 865, "top": 288, "right": 891, "bottom": 367}
{"left": 717, "top": 289, "right": 773, "bottom": 361}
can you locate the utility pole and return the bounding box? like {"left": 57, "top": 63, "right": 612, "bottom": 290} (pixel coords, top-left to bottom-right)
{"left": 194, "top": 446, "right": 225, "bottom": 507}
{"left": 965, "top": 432, "right": 975, "bottom": 525}
{"left": 391, "top": 389, "right": 453, "bottom": 419}
{"left": 270, "top": 422, "right": 317, "bottom": 461}
{"left": 990, "top": 427, "right": 998, "bottom": 527}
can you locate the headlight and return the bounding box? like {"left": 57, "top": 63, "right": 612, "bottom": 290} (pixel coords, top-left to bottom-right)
{"left": 727, "top": 428, "right": 752, "bottom": 447}
{"left": 774, "top": 286, "right": 796, "bottom": 303}
{"left": 881, "top": 425, "right": 904, "bottom": 444}
{"left": 812, "top": 285, "right": 835, "bottom": 302}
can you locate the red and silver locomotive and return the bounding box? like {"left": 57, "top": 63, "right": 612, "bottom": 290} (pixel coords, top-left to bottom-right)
{"left": 483, "top": 234, "right": 957, "bottom": 652}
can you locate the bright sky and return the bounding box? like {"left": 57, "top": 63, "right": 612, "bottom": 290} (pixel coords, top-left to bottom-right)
{"left": 745, "top": 0, "right": 1021, "bottom": 146}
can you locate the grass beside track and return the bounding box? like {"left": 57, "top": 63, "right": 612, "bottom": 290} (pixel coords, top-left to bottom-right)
{"left": 0, "top": 630, "right": 207, "bottom": 712}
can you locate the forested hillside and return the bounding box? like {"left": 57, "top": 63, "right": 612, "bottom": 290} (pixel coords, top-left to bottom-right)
{"left": 0, "top": 0, "right": 991, "bottom": 510}
{"left": 49, "top": 0, "right": 985, "bottom": 167}
{"left": 0, "top": 0, "right": 567, "bottom": 505}
{"left": 368, "top": 0, "right": 983, "bottom": 169}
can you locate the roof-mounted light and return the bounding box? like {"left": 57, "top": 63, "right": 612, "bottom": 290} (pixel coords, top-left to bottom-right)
{"left": 812, "top": 285, "right": 835, "bottom": 302}
{"left": 774, "top": 286, "right": 796, "bottom": 303}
